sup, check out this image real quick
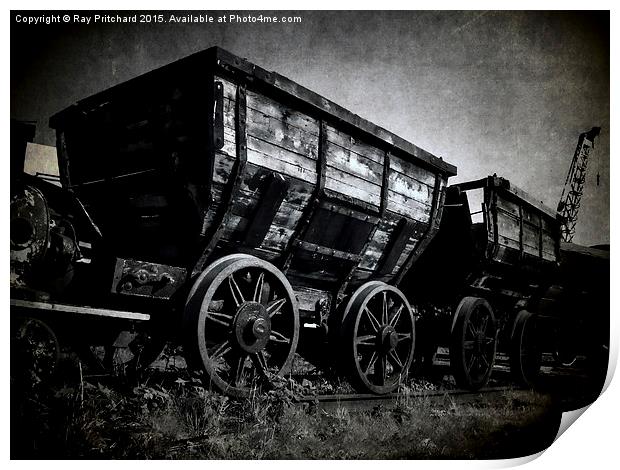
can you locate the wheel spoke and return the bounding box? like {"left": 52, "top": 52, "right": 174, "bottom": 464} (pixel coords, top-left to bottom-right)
{"left": 205, "top": 310, "right": 233, "bottom": 328}
{"left": 210, "top": 340, "right": 231, "bottom": 361}
{"left": 363, "top": 307, "right": 381, "bottom": 333}
{"left": 396, "top": 333, "right": 412, "bottom": 343}
{"left": 253, "top": 272, "right": 265, "bottom": 303}
{"left": 480, "top": 316, "right": 489, "bottom": 335}
{"left": 228, "top": 274, "right": 245, "bottom": 307}
{"left": 388, "top": 350, "right": 404, "bottom": 370}
{"left": 355, "top": 335, "right": 376, "bottom": 347}
{"left": 466, "top": 353, "right": 477, "bottom": 373}
{"left": 467, "top": 323, "right": 478, "bottom": 338}
{"left": 479, "top": 352, "right": 490, "bottom": 369}
{"left": 376, "top": 356, "right": 387, "bottom": 385}
{"left": 388, "top": 304, "right": 404, "bottom": 327}
{"left": 269, "top": 329, "right": 291, "bottom": 344}
{"left": 364, "top": 351, "right": 378, "bottom": 375}
{"left": 233, "top": 354, "right": 248, "bottom": 386}
{"left": 251, "top": 351, "right": 269, "bottom": 377}
{"left": 267, "top": 298, "right": 286, "bottom": 318}
{"left": 382, "top": 292, "right": 388, "bottom": 325}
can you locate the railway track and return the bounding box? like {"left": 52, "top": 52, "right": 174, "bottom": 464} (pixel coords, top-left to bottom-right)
{"left": 293, "top": 386, "right": 519, "bottom": 412}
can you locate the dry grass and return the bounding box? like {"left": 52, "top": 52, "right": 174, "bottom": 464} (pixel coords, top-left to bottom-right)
{"left": 11, "top": 364, "right": 561, "bottom": 460}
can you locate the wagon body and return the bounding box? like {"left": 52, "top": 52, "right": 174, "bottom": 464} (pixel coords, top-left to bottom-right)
{"left": 405, "top": 175, "right": 560, "bottom": 311}
{"left": 49, "top": 46, "right": 456, "bottom": 324}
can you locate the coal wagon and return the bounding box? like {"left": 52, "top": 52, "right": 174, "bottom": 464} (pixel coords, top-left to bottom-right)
{"left": 11, "top": 47, "right": 456, "bottom": 396}
{"left": 404, "top": 175, "right": 564, "bottom": 389}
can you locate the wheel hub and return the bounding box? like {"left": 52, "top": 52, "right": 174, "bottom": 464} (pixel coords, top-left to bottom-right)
{"left": 379, "top": 325, "right": 398, "bottom": 353}
{"left": 233, "top": 302, "right": 271, "bottom": 353}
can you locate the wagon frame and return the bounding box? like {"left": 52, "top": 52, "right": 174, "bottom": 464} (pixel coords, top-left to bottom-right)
{"left": 13, "top": 47, "right": 457, "bottom": 396}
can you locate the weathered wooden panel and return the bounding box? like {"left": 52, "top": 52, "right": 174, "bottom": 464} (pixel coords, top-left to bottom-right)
{"left": 247, "top": 108, "right": 319, "bottom": 158}
{"left": 386, "top": 190, "right": 432, "bottom": 222}
{"left": 389, "top": 171, "right": 434, "bottom": 201}
{"left": 247, "top": 90, "right": 320, "bottom": 137}
{"left": 358, "top": 225, "right": 392, "bottom": 271}
{"left": 325, "top": 125, "right": 384, "bottom": 164}
{"left": 497, "top": 234, "right": 520, "bottom": 251}
{"left": 350, "top": 267, "right": 374, "bottom": 285}
{"left": 522, "top": 220, "right": 541, "bottom": 256}
{"left": 496, "top": 195, "right": 520, "bottom": 217}
{"left": 323, "top": 124, "right": 384, "bottom": 208}
{"left": 496, "top": 209, "right": 520, "bottom": 242}
{"left": 542, "top": 233, "right": 557, "bottom": 257}
{"left": 392, "top": 241, "right": 417, "bottom": 275}
{"left": 222, "top": 132, "right": 317, "bottom": 183}
{"left": 324, "top": 139, "right": 384, "bottom": 183}
{"left": 389, "top": 155, "right": 436, "bottom": 187}
{"left": 324, "top": 170, "right": 382, "bottom": 207}
{"left": 248, "top": 135, "right": 317, "bottom": 181}
{"left": 387, "top": 155, "right": 435, "bottom": 222}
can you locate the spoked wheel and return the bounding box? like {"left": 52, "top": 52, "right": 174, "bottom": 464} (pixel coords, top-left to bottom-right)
{"left": 184, "top": 255, "right": 299, "bottom": 397}
{"left": 450, "top": 296, "right": 497, "bottom": 390}
{"left": 509, "top": 310, "right": 542, "bottom": 387}
{"left": 341, "top": 281, "right": 415, "bottom": 394}
{"left": 11, "top": 316, "right": 60, "bottom": 386}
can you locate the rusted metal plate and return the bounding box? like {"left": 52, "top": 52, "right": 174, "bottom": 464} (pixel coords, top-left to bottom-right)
{"left": 111, "top": 258, "right": 187, "bottom": 299}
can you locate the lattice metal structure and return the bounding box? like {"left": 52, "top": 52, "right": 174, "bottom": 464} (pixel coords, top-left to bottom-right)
{"left": 557, "top": 127, "right": 601, "bottom": 242}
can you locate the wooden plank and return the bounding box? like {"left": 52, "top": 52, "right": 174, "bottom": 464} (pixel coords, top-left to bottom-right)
{"left": 325, "top": 124, "right": 384, "bottom": 164}
{"left": 358, "top": 216, "right": 402, "bottom": 271}
{"left": 496, "top": 210, "right": 521, "bottom": 243}
{"left": 213, "top": 151, "right": 235, "bottom": 185}
{"left": 350, "top": 267, "right": 374, "bottom": 284}
{"left": 388, "top": 171, "right": 434, "bottom": 205}
{"left": 293, "top": 240, "right": 362, "bottom": 262}
{"left": 247, "top": 89, "right": 320, "bottom": 136}
{"left": 541, "top": 234, "right": 557, "bottom": 257}
{"left": 231, "top": 189, "right": 306, "bottom": 223}
{"left": 377, "top": 218, "right": 418, "bottom": 275}
{"left": 262, "top": 224, "right": 296, "bottom": 252}
{"left": 497, "top": 234, "right": 521, "bottom": 251}
{"left": 246, "top": 135, "right": 317, "bottom": 183}
{"left": 244, "top": 173, "right": 289, "bottom": 247}
{"left": 522, "top": 221, "right": 541, "bottom": 249}
{"left": 325, "top": 139, "right": 384, "bottom": 184}
{"left": 389, "top": 156, "right": 437, "bottom": 187}
{"left": 11, "top": 299, "right": 150, "bottom": 322}
{"left": 246, "top": 106, "right": 319, "bottom": 159}
{"left": 496, "top": 195, "right": 520, "bottom": 217}
{"left": 324, "top": 173, "right": 382, "bottom": 207}
{"left": 386, "top": 193, "right": 432, "bottom": 222}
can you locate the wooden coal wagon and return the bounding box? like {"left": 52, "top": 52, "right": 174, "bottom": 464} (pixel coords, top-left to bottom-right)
{"left": 404, "top": 175, "right": 562, "bottom": 389}
{"left": 11, "top": 47, "right": 456, "bottom": 396}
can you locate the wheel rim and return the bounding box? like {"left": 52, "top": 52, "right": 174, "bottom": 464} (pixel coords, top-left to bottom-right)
{"left": 510, "top": 310, "right": 541, "bottom": 387}
{"left": 451, "top": 297, "right": 496, "bottom": 390}
{"left": 185, "top": 256, "right": 299, "bottom": 397}
{"left": 343, "top": 282, "right": 415, "bottom": 394}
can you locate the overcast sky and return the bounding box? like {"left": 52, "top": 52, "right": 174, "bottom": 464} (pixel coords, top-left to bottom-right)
{"left": 11, "top": 10, "right": 609, "bottom": 245}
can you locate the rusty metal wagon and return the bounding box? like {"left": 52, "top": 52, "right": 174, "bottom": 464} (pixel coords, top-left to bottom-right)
{"left": 11, "top": 47, "right": 457, "bottom": 396}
